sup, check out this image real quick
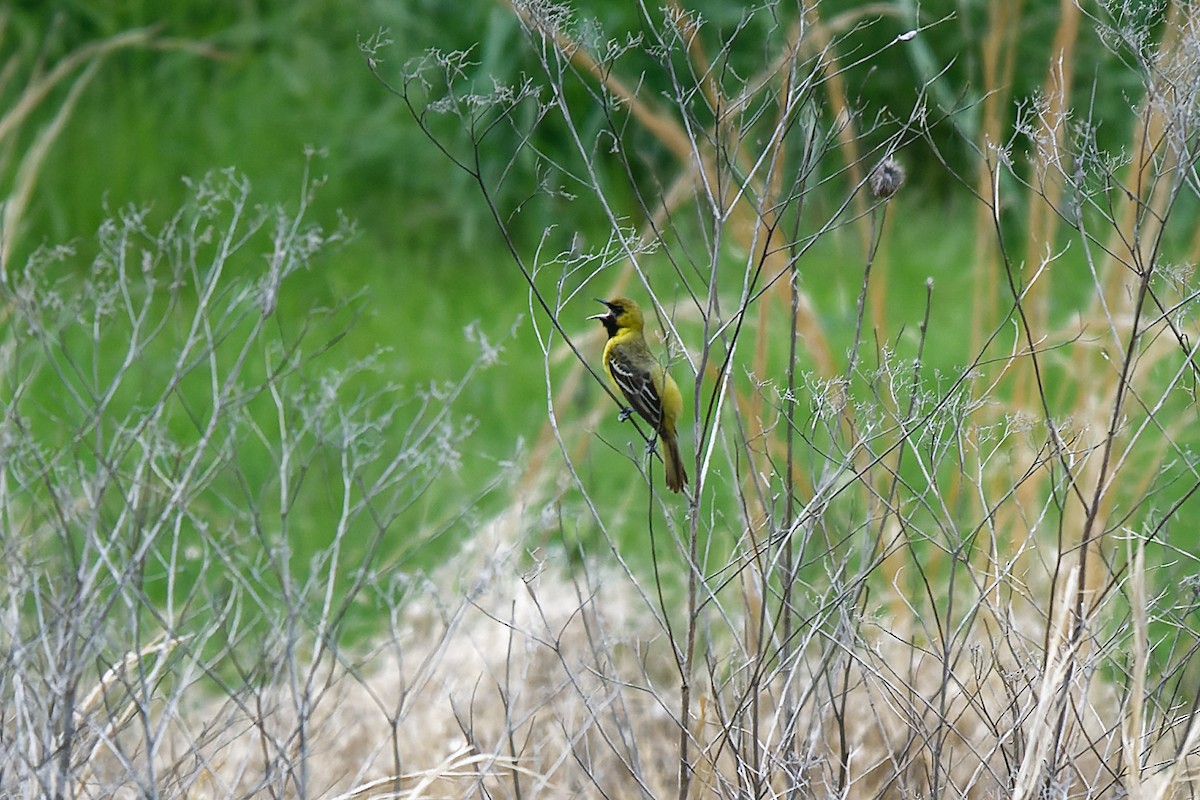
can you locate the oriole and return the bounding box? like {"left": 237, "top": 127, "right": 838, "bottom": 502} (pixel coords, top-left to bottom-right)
{"left": 588, "top": 297, "right": 688, "bottom": 493}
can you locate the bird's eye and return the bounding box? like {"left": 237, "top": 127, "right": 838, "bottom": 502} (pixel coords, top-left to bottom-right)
{"left": 611, "top": 304, "right": 623, "bottom": 314}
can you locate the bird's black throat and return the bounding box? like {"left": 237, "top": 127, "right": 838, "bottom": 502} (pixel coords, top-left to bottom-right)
{"left": 597, "top": 315, "right": 618, "bottom": 338}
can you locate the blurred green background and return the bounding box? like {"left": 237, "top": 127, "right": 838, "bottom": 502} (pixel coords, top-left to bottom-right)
{"left": 7, "top": 1, "right": 551, "bottom": 570}
{"left": 2, "top": 0, "right": 1173, "bottom": 582}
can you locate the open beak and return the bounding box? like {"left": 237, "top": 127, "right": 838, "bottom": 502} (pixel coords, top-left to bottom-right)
{"left": 586, "top": 298, "right": 614, "bottom": 321}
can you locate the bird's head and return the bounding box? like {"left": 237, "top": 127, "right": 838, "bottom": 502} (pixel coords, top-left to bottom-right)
{"left": 588, "top": 297, "right": 644, "bottom": 337}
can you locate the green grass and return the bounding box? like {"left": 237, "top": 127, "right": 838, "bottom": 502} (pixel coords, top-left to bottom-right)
{"left": 8, "top": 0, "right": 1200, "bottom": 655}
{"left": 6, "top": 0, "right": 552, "bottom": 575}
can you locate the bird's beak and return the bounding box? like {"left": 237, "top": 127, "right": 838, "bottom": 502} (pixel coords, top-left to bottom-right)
{"left": 586, "top": 298, "right": 613, "bottom": 321}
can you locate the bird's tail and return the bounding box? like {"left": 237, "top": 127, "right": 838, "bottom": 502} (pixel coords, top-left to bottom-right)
{"left": 661, "top": 429, "right": 688, "bottom": 493}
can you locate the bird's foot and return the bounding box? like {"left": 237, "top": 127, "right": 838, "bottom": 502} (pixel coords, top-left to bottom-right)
{"left": 618, "top": 406, "right": 634, "bottom": 423}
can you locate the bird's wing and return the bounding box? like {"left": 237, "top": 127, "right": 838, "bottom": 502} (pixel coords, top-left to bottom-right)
{"left": 608, "top": 348, "right": 664, "bottom": 428}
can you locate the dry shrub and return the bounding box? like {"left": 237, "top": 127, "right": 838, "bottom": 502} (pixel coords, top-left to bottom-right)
{"left": 67, "top": 507, "right": 1196, "bottom": 800}
{"left": 75, "top": 507, "right": 677, "bottom": 798}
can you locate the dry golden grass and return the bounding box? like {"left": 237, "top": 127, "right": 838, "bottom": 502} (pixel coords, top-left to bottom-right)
{"left": 63, "top": 505, "right": 1197, "bottom": 800}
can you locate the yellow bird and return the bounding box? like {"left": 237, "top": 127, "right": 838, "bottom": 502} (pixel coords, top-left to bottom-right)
{"left": 588, "top": 297, "right": 687, "bottom": 493}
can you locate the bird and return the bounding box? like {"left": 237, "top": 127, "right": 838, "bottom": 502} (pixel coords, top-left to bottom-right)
{"left": 588, "top": 297, "right": 687, "bottom": 493}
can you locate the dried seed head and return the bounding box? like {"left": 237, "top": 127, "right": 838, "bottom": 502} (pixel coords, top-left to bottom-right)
{"left": 869, "top": 157, "right": 906, "bottom": 199}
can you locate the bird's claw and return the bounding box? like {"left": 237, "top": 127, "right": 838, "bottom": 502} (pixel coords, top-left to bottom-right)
{"left": 618, "top": 406, "right": 634, "bottom": 422}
